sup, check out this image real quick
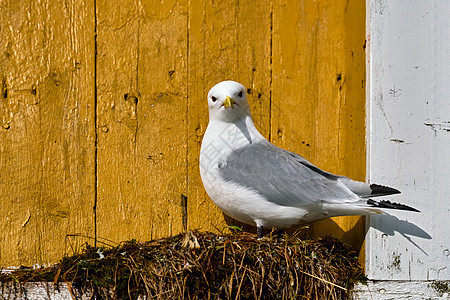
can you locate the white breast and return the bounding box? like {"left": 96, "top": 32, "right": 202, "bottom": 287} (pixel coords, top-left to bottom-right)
{"left": 200, "top": 118, "right": 315, "bottom": 229}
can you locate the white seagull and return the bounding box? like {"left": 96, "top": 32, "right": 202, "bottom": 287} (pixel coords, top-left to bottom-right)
{"left": 199, "top": 80, "right": 419, "bottom": 237}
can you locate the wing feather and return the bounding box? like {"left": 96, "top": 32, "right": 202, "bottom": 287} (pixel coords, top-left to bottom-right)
{"left": 218, "top": 141, "right": 359, "bottom": 207}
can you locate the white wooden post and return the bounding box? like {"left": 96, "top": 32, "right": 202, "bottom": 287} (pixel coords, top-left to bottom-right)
{"left": 359, "top": 0, "right": 450, "bottom": 297}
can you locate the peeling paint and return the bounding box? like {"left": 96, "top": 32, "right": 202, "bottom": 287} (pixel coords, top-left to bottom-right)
{"left": 424, "top": 121, "right": 450, "bottom": 134}
{"left": 368, "top": 0, "right": 450, "bottom": 281}
{"left": 375, "top": 92, "right": 393, "bottom": 133}
{"left": 390, "top": 138, "right": 407, "bottom": 144}
{"left": 389, "top": 252, "right": 401, "bottom": 272}
{"left": 22, "top": 210, "right": 31, "bottom": 227}
{"left": 355, "top": 281, "right": 450, "bottom": 299}
{"left": 429, "top": 281, "right": 450, "bottom": 297}
{"left": 388, "top": 84, "right": 402, "bottom": 98}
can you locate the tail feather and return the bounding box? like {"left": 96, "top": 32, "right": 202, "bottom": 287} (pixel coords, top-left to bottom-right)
{"left": 337, "top": 178, "right": 401, "bottom": 198}
{"left": 370, "top": 184, "right": 401, "bottom": 197}
{"left": 367, "top": 199, "right": 420, "bottom": 212}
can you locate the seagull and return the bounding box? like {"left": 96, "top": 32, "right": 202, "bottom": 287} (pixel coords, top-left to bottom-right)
{"left": 199, "top": 80, "right": 419, "bottom": 238}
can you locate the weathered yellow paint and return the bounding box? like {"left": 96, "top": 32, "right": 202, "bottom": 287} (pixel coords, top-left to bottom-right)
{"left": 187, "top": 0, "right": 272, "bottom": 233}
{"left": 272, "top": 0, "right": 366, "bottom": 263}
{"left": 0, "top": 0, "right": 365, "bottom": 267}
{"left": 0, "top": 0, "right": 96, "bottom": 266}
{"left": 96, "top": 0, "right": 187, "bottom": 242}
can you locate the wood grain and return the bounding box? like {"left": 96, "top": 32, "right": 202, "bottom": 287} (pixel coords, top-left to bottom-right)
{"left": 187, "top": 0, "right": 272, "bottom": 233}
{"left": 0, "top": 0, "right": 96, "bottom": 266}
{"left": 0, "top": 0, "right": 366, "bottom": 266}
{"left": 272, "top": 0, "right": 366, "bottom": 261}
{"left": 367, "top": 0, "right": 449, "bottom": 280}
{"left": 96, "top": 0, "right": 188, "bottom": 242}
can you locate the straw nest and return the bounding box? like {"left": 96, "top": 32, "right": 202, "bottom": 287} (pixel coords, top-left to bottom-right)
{"left": 0, "top": 230, "right": 365, "bottom": 299}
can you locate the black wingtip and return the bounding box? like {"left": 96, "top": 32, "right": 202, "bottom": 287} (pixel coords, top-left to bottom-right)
{"left": 370, "top": 184, "right": 401, "bottom": 197}
{"left": 367, "top": 199, "right": 420, "bottom": 212}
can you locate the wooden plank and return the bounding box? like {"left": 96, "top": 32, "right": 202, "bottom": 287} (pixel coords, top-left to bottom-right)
{"left": 354, "top": 281, "right": 448, "bottom": 299}
{"left": 96, "top": 0, "right": 188, "bottom": 242}
{"left": 0, "top": 282, "right": 90, "bottom": 300}
{"left": 272, "top": 0, "right": 366, "bottom": 259}
{"left": 0, "top": 0, "right": 96, "bottom": 266}
{"left": 367, "top": 0, "right": 449, "bottom": 280}
{"left": 2, "top": 280, "right": 446, "bottom": 299}
{"left": 0, "top": 0, "right": 368, "bottom": 267}
{"left": 187, "top": 1, "right": 272, "bottom": 233}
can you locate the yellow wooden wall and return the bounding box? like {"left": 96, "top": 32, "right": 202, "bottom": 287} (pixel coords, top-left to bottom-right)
{"left": 0, "top": 0, "right": 365, "bottom": 267}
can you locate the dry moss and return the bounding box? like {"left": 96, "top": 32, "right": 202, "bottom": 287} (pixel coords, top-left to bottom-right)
{"left": 0, "top": 230, "right": 366, "bottom": 299}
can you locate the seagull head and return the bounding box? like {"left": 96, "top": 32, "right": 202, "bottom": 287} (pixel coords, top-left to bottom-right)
{"left": 207, "top": 81, "right": 251, "bottom": 122}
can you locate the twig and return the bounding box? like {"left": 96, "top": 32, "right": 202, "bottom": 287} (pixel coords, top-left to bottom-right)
{"left": 298, "top": 269, "right": 347, "bottom": 291}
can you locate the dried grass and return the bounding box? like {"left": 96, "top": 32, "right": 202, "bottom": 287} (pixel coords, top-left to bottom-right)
{"left": 0, "top": 230, "right": 366, "bottom": 299}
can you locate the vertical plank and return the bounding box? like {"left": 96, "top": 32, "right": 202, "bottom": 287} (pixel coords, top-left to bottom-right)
{"left": 272, "top": 0, "right": 366, "bottom": 258}
{"left": 187, "top": 1, "right": 272, "bottom": 233}
{"left": 0, "top": 0, "right": 368, "bottom": 267}
{"left": 96, "top": 0, "right": 188, "bottom": 242}
{"left": 137, "top": 0, "right": 188, "bottom": 238}
{"left": 367, "top": 0, "right": 449, "bottom": 280}
{"left": 0, "top": 0, "right": 95, "bottom": 266}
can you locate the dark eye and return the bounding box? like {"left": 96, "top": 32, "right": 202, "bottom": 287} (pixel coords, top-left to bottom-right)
{"left": 238, "top": 91, "right": 243, "bottom": 97}
{"left": 211, "top": 96, "right": 217, "bottom": 102}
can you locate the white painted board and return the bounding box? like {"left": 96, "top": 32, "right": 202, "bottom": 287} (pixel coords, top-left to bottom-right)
{"left": 366, "top": 0, "right": 450, "bottom": 280}
{"left": 354, "top": 281, "right": 450, "bottom": 300}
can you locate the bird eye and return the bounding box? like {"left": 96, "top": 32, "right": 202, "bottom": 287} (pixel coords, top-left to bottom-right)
{"left": 238, "top": 91, "right": 243, "bottom": 97}
{"left": 211, "top": 96, "right": 217, "bottom": 102}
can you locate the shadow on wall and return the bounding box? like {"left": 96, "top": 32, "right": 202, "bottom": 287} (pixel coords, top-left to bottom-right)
{"left": 370, "top": 213, "right": 432, "bottom": 255}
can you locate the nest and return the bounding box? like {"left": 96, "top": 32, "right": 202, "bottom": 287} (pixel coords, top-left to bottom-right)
{"left": 0, "top": 230, "right": 366, "bottom": 299}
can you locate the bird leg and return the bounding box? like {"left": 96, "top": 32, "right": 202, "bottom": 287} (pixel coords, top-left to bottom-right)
{"left": 257, "top": 226, "right": 263, "bottom": 238}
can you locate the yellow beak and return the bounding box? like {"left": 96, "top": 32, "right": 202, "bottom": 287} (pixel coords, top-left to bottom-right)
{"left": 222, "top": 96, "right": 235, "bottom": 108}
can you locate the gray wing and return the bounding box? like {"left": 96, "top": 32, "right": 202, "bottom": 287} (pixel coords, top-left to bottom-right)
{"left": 219, "top": 141, "right": 360, "bottom": 207}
